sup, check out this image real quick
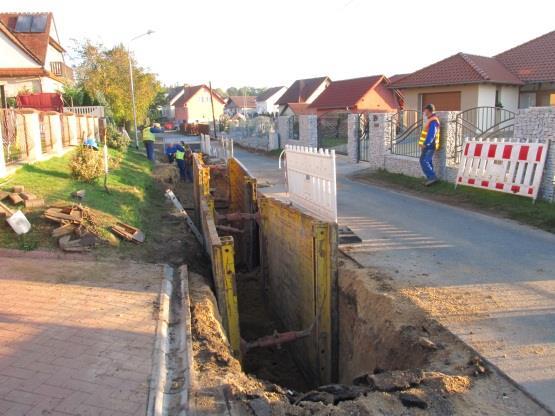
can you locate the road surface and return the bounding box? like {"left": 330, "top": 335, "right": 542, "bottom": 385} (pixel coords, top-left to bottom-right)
{"left": 233, "top": 146, "right": 555, "bottom": 413}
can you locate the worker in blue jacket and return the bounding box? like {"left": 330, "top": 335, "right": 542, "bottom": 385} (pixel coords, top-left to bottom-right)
{"left": 419, "top": 104, "right": 440, "bottom": 186}
{"left": 165, "top": 143, "right": 183, "bottom": 163}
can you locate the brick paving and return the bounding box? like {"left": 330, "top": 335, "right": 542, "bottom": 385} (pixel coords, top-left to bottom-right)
{"left": 0, "top": 250, "right": 164, "bottom": 416}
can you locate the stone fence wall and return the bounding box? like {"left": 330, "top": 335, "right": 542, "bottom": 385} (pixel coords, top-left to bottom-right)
{"left": 347, "top": 107, "right": 555, "bottom": 202}
{"left": 1, "top": 109, "right": 104, "bottom": 178}
{"left": 278, "top": 115, "right": 318, "bottom": 148}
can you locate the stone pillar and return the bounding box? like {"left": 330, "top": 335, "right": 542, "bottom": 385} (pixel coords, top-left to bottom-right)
{"left": 299, "top": 115, "right": 317, "bottom": 147}
{"left": 64, "top": 113, "right": 79, "bottom": 145}
{"left": 45, "top": 112, "right": 63, "bottom": 154}
{"left": 277, "top": 116, "right": 290, "bottom": 147}
{"left": 347, "top": 113, "right": 359, "bottom": 162}
{"left": 20, "top": 110, "right": 42, "bottom": 161}
{"left": 514, "top": 107, "right": 555, "bottom": 202}
{"left": 268, "top": 131, "right": 279, "bottom": 150}
{"left": 0, "top": 118, "right": 6, "bottom": 178}
{"left": 436, "top": 111, "right": 459, "bottom": 181}
{"left": 365, "top": 112, "right": 392, "bottom": 170}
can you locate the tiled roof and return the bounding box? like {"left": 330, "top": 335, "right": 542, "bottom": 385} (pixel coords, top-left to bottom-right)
{"left": 388, "top": 73, "right": 409, "bottom": 83}
{"left": 256, "top": 86, "right": 285, "bottom": 102}
{"left": 283, "top": 103, "right": 316, "bottom": 115}
{"left": 495, "top": 30, "right": 555, "bottom": 83}
{"left": 309, "top": 75, "right": 386, "bottom": 109}
{"left": 173, "top": 85, "right": 225, "bottom": 107}
{"left": 275, "top": 76, "right": 330, "bottom": 105}
{"left": 390, "top": 53, "right": 523, "bottom": 88}
{"left": 0, "top": 68, "right": 46, "bottom": 77}
{"left": 166, "top": 86, "right": 184, "bottom": 104}
{"left": 0, "top": 12, "right": 56, "bottom": 65}
{"left": 227, "top": 96, "right": 256, "bottom": 108}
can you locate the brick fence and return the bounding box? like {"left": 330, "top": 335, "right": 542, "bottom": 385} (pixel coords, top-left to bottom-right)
{"left": 347, "top": 107, "right": 555, "bottom": 202}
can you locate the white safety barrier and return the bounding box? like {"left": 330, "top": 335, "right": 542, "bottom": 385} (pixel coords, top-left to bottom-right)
{"left": 200, "top": 134, "right": 211, "bottom": 154}
{"left": 456, "top": 138, "right": 549, "bottom": 201}
{"left": 209, "top": 138, "right": 234, "bottom": 160}
{"left": 282, "top": 145, "right": 337, "bottom": 222}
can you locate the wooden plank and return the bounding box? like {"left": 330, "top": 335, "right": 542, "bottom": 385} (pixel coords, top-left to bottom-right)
{"left": 8, "top": 193, "right": 23, "bottom": 205}
{"left": 52, "top": 223, "right": 77, "bottom": 238}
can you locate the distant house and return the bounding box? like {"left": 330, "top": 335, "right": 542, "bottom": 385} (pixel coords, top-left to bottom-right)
{"left": 495, "top": 30, "right": 555, "bottom": 108}
{"left": 0, "top": 12, "right": 73, "bottom": 107}
{"left": 309, "top": 75, "right": 401, "bottom": 115}
{"left": 161, "top": 86, "right": 187, "bottom": 119}
{"left": 256, "top": 86, "right": 286, "bottom": 115}
{"left": 389, "top": 53, "right": 523, "bottom": 112}
{"left": 173, "top": 84, "right": 225, "bottom": 124}
{"left": 276, "top": 76, "right": 331, "bottom": 115}
{"left": 225, "top": 96, "right": 257, "bottom": 117}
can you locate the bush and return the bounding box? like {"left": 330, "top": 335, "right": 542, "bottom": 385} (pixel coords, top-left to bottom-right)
{"left": 70, "top": 146, "right": 104, "bottom": 182}
{"left": 106, "top": 124, "right": 130, "bottom": 151}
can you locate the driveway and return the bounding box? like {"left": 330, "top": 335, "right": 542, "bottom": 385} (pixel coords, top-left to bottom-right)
{"left": 0, "top": 250, "right": 163, "bottom": 416}
{"left": 233, "top": 147, "right": 555, "bottom": 413}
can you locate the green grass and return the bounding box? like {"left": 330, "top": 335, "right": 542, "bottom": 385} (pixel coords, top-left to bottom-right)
{"left": 319, "top": 136, "right": 347, "bottom": 149}
{"left": 352, "top": 169, "right": 555, "bottom": 233}
{"left": 0, "top": 147, "right": 161, "bottom": 252}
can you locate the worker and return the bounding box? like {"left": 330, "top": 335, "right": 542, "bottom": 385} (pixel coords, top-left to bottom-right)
{"left": 142, "top": 123, "right": 156, "bottom": 162}
{"left": 174, "top": 142, "right": 188, "bottom": 181}
{"left": 184, "top": 144, "right": 194, "bottom": 182}
{"left": 165, "top": 143, "right": 178, "bottom": 163}
{"left": 419, "top": 104, "right": 440, "bottom": 186}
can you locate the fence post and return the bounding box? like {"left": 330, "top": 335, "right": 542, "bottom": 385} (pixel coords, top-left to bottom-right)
{"left": 347, "top": 114, "right": 359, "bottom": 162}
{"left": 20, "top": 110, "right": 42, "bottom": 161}
{"left": 45, "top": 112, "right": 64, "bottom": 155}
{"left": 277, "top": 116, "right": 290, "bottom": 147}
{"left": 437, "top": 111, "right": 459, "bottom": 180}
{"left": 65, "top": 113, "right": 79, "bottom": 145}
{"left": 0, "top": 119, "right": 6, "bottom": 178}
{"left": 300, "top": 115, "right": 318, "bottom": 147}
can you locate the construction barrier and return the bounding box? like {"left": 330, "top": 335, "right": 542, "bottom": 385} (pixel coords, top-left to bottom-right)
{"left": 228, "top": 158, "right": 258, "bottom": 270}
{"left": 258, "top": 194, "right": 338, "bottom": 385}
{"left": 282, "top": 145, "right": 337, "bottom": 222}
{"left": 192, "top": 153, "right": 210, "bottom": 228}
{"left": 457, "top": 138, "right": 549, "bottom": 201}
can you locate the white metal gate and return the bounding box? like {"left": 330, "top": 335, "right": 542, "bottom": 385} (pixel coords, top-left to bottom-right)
{"left": 456, "top": 138, "right": 549, "bottom": 201}
{"left": 281, "top": 145, "right": 337, "bottom": 222}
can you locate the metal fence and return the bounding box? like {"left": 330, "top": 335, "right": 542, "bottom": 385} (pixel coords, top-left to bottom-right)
{"left": 225, "top": 116, "right": 276, "bottom": 140}
{"left": 317, "top": 113, "right": 348, "bottom": 155}
{"left": 1, "top": 109, "right": 28, "bottom": 164}
{"left": 453, "top": 107, "right": 516, "bottom": 163}
{"left": 389, "top": 110, "right": 422, "bottom": 158}
{"left": 357, "top": 113, "right": 370, "bottom": 162}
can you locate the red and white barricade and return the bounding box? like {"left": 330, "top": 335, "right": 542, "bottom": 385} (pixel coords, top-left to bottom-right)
{"left": 456, "top": 138, "right": 549, "bottom": 201}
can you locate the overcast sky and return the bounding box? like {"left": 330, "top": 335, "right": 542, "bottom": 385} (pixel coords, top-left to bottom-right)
{"left": 7, "top": 0, "right": 555, "bottom": 89}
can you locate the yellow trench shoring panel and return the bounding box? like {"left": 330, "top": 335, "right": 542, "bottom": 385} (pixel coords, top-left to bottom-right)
{"left": 199, "top": 196, "right": 242, "bottom": 357}
{"left": 192, "top": 153, "right": 210, "bottom": 228}
{"left": 227, "top": 158, "right": 258, "bottom": 270}
{"left": 258, "top": 195, "right": 338, "bottom": 385}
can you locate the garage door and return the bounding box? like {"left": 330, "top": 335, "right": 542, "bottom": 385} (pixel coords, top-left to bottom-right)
{"left": 422, "top": 92, "right": 461, "bottom": 111}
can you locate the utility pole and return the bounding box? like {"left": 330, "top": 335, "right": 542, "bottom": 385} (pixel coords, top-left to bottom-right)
{"left": 209, "top": 81, "right": 218, "bottom": 139}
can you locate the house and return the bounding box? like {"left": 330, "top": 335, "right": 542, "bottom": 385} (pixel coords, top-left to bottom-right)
{"left": 495, "top": 30, "right": 555, "bottom": 108}
{"left": 173, "top": 84, "right": 225, "bottom": 124}
{"left": 279, "top": 103, "right": 316, "bottom": 117}
{"left": 255, "top": 86, "right": 286, "bottom": 115}
{"left": 308, "top": 75, "right": 401, "bottom": 115}
{"left": 225, "top": 96, "right": 257, "bottom": 116}
{"left": 0, "top": 12, "right": 73, "bottom": 107}
{"left": 389, "top": 53, "right": 523, "bottom": 112}
{"left": 276, "top": 76, "right": 331, "bottom": 115}
{"left": 161, "top": 86, "right": 187, "bottom": 119}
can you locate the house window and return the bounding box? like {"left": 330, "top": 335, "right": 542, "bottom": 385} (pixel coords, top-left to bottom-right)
{"left": 537, "top": 91, "right": 555, "bottom": 107}
{"left": 14, "top": 14, "right": 47, "bottom": 33}
{"left": 519, "top": 92, "right": 536, "bottom": 109}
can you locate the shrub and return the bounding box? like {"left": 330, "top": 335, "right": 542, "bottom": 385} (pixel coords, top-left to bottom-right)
{"left": 70, "top": 145, "right": 104, "bottom": 182}
{"left": 106, "top": 124, "right": 131, "bottom": 151}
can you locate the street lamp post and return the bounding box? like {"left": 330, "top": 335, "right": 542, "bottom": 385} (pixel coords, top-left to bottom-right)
{"left": 128, "top": 30, "right": 154, "bottom": 150}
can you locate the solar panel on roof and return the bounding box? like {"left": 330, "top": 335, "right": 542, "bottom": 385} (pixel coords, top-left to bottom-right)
{"left": 30, "top": 14, "right": 47, "bottom": 32}
{"left": 14, "top": 15, "right": 32, "bottom": 32}
{"left": 14, "top": 14, "right": 47, "bottom": 33}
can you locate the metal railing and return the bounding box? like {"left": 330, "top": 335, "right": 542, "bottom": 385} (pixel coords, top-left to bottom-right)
{"left": 1, "top": 109, "right": 28, "bottom": 164}
{"left": 389, "top": 110, "right": 422, "bottom": 158}
{"left": 453, "top": 107, "right": 515, "bottom": 163}
{"left": 50, "top": 61, "right": 74, "bottom": 81}
{"left": 317, "top": 112, "right": 349, "bottom": 155}
{"left": 288, "top": 115, "right": 299, "bottom": 140}
{"left": 66, "top": 106, "right": 105, "bottom": 118}
{"left": 357, "top": 113, "right": 370, "bottom": 162}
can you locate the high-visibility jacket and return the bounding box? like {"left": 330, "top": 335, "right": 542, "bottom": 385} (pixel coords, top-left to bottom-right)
{"left": 419, "top": 115, "right": 440, "bottom": 150}
{"left": 142, "top": 127, "right": 155, "bottom": 142}
{"left": 175, "top": 150, "right": 185, "bottom": 160}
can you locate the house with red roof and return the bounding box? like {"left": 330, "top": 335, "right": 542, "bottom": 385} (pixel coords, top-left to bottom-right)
{"left": 389, "top": 30, "right": 555, "bottom": 112}
{"left": 174, "top": 84, "right": 225, "bottom": 124}
{"left": 276, "top": 76, "right": 331, "bottom": 115}
{"left": 308, "top": 75, "right": 402, "bottom": 116}
{"left": 225, "top": 96, "right": 257, "bottom": 117}
{"left": 0, "top": 12, "right": 73, "bottom": 107}
{"left": 256, "top": 86, "right": 286, "bottom": 115}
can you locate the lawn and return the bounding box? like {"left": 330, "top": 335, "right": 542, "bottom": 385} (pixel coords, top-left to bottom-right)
{"left": 351, "top": 169, "right": 555, "bottom": 233}
{"left": 0, "top": 147, "right": 162, "bottom": 252}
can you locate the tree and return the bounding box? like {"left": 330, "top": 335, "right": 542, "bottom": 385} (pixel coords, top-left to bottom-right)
{"left": 226, "top": 86, "right": 266, "bottom": 97}
{"left": 74, "top": 41, "right": 161, "bottom": 127}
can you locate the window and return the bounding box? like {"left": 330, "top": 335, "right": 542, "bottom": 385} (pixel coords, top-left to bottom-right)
{"left": 14, "top": 14, "right": 47, "bottom": 33}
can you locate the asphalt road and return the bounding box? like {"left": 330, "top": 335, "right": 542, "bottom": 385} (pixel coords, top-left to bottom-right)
{"left": 233, "top": 146, "right": 555, "bottom": 413}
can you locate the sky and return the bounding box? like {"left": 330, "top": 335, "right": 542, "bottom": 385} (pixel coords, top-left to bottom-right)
{"left": 6, "top": 0, "right": 555, "bottom": 90}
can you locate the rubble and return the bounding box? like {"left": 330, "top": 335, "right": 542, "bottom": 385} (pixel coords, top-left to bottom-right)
{"left": 44, "top": 204, "right": 103, "bottom": 252}
{"left": 111, "top": 222, "right": 145, "bottom": 244}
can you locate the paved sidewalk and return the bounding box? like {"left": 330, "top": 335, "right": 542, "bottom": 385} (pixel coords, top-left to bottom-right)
{"left": 0, "top": 251, "right": 163, "bottom": 416}
{"left": 233, "top": 147, "right": 555, "bottom": 413}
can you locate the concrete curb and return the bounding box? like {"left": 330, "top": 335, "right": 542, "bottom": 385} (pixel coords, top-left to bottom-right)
{"left": 146, "top": 265, "right": 173, "bottom": 416}
{"left": 180, "top": 265, "right": 195, "bottom": 413}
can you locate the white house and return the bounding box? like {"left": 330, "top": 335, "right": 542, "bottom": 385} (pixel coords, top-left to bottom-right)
{"left": 225, "top": 96, "right": 257, "bottom": 117}
{"left": 255, "top": 86, "right": 286, "bottom": 115}
{"left": 161, "top": 86, "right": 186, "bottom": 119}
{"left": 0, "top": 12, "right": 73, "bottom": 106}
{"left": 275, "top": 76, "right": 331, "bottom": 115}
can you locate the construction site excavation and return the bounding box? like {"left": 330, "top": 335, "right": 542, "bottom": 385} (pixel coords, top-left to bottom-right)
{"left": 153, "top": 143, "right": 551, "bottom": 416}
